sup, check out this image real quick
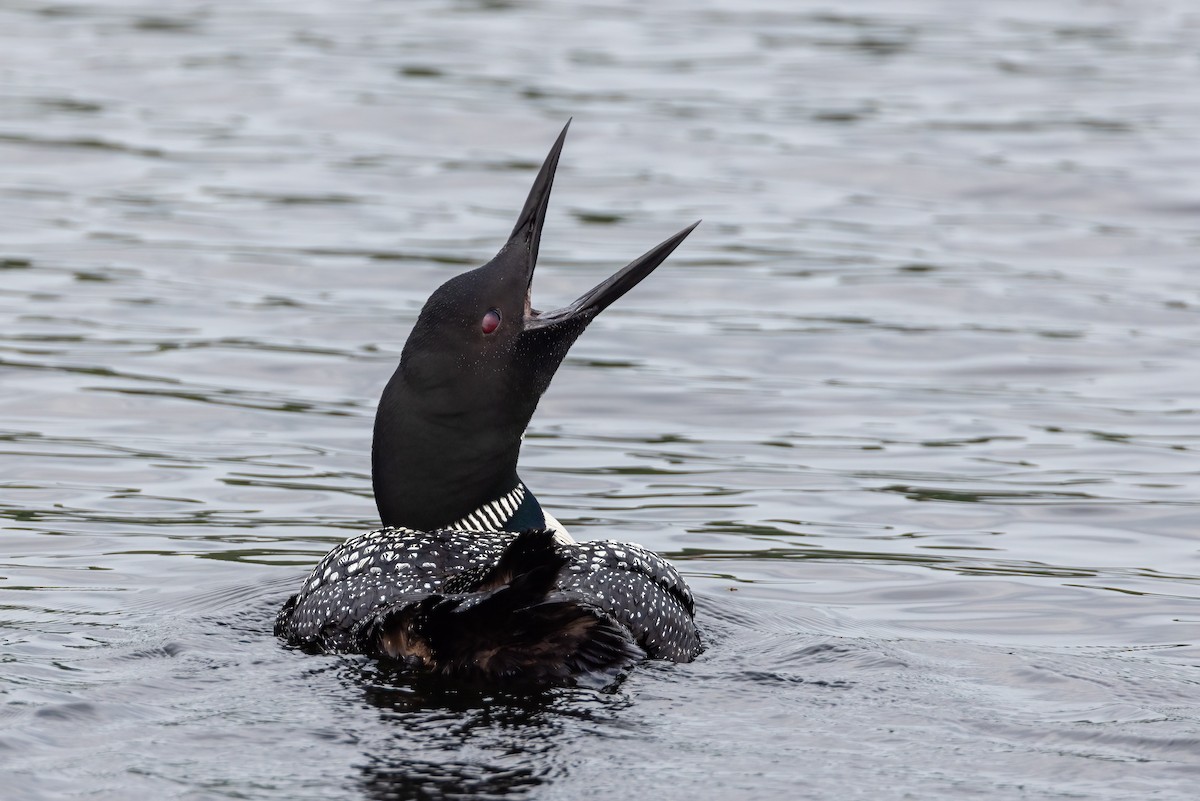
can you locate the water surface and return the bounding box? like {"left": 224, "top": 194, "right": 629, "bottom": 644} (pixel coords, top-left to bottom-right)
{"left": 2, "top": 1, "right": 1199, "bottom": 798}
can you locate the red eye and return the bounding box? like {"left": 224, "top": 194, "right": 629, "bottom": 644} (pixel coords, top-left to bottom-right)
{"left": 481, "top": 309, "right": 502, "bottom": 334}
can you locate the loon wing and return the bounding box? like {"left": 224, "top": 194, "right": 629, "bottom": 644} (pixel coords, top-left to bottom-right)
{"left": 354, "top": 530, "right": 644, "bottom": 682}
{"left": 275, "top": 527, "right": 702, "bottom": 670}
{"left": 275, "top": 528, "right": 510, "bottom": 653}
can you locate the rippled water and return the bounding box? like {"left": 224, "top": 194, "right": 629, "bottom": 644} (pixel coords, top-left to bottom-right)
{"left": 2, "top": 0, "right": 1199, "bottom": 798}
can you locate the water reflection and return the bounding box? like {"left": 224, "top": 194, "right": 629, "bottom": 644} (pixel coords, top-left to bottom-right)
{"left": 352, "top": 664, "right": 627, "bottom": 800}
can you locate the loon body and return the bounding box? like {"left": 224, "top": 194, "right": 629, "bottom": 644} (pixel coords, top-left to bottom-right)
{"left": 275, "top": 122, "right": 702, "bottom": 683}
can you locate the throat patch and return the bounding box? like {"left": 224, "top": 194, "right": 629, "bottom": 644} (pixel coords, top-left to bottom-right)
{"left": 448, "top": 485, "right": 527, "bottom": 531}
{"left": 447, "top": 484, "right": 573, "bottom": 541}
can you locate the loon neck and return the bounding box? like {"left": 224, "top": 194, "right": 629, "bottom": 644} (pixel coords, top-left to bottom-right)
{"left": 371, "top": 358, "right": 531, "bottom": 531}
{"left": 371, "top": 437, "right": 521, "bottom": 532}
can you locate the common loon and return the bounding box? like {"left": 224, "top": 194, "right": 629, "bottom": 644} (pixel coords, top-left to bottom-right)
{"left": 275, "top": 122, "right": 702, "bottom": 683}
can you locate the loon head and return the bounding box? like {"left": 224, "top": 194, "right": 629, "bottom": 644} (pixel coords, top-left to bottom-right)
{"left": 372, "top": 121, "right": 699, "bottom": 531}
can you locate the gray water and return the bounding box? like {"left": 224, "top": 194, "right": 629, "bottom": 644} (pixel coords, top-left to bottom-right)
{"left": 2, "top": 0, "right": 1199, "bottom": 798}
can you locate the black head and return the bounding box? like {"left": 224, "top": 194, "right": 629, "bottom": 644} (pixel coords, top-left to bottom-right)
{"left": 373, "top": 121, "right": 699, "bottom": 530}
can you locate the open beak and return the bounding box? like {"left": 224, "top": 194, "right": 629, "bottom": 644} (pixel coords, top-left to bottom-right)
{"left": 502, "top": 120, "right": 700, "bottom": 331}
